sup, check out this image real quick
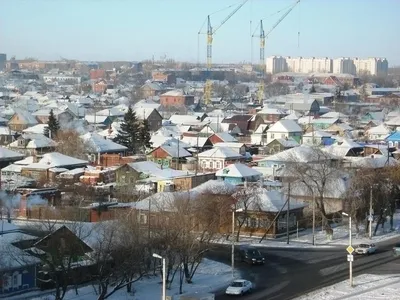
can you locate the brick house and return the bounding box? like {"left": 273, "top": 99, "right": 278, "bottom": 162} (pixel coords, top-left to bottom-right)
{"left": 141, "top": 82, "right": 166, "bottom": 98}
{"left": 323, "top": 76, "right": 343, "bottom": 87}
{"left": 160, "top": 90, "right": 195, "bottom": 107}
{"left": 90, "top": 69, "right": 106, "bottom": 80}
{"left": 92, "top": 79, "right": 108, "bottom": 94}
{"left": 147, "top": 145, "right": 192, "bottom": 169}
{"left": 209, "top": 132, "right": 238, "bottom": 145}
{"left": 221, "top": 114, "right": 264, "bottom": 135}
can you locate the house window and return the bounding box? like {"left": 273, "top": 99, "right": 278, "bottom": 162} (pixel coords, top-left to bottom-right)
{"left": 281, "top": 134, "right": 285, "bottom": 138}
{"left": 216, "top": 162, "right": 221, "bottom": 169}
{"left": 202, "top": 161, "right": 206, "bottom": 168}
{"left": 209, "top": 161, "right": 213, "bottom": 168}
{"left": 271, "top": 134, "right": 274, "bottom": 139}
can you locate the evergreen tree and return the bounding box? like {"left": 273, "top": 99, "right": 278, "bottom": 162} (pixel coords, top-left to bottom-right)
{"left": 114, "top": 106, "right": 140, "bottom": 153}
{"left": 44, "top": 109, "right": 60, "bottom": 138}
{"left": 139, "top": 119, "right": 152, "bottom": 152}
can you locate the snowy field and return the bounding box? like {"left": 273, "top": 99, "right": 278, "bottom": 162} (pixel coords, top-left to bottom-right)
{"left": 19, "top": 259, "right": 233, "bottom": 300}
{"left": 216, "top": 211, "right": 400, "bottom": 249}
{"left": 294, "top": 274, "right": 400, "bottom": 300}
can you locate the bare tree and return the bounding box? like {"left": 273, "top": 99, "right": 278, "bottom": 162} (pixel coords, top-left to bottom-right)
{"left": 287, "top": 147, "right": 342, "bottom": 229}
{"left": 55, "top": 130, "right": 91, "bottom": 159}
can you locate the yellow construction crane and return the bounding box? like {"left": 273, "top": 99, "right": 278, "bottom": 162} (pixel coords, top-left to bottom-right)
{"left": 199, "top": 0, "right": 249, "bottom": 105}
{"left": 252, "top": 0, "right": 300, "bottom": 104}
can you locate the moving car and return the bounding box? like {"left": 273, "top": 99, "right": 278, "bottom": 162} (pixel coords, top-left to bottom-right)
{"left": 393, "top": 243, "right": 400, "bottom": 257}
{"left": 225, "top": 279, "right": 253, "bottom": 296}
{"left": 238, "top": 246, "right": 265, "bottom": 265}
{"left": 355, "top": 243, "right": 376, "bottom": 255}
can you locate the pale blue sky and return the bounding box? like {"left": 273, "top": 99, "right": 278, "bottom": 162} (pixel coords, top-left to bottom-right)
{"left": 1, "top": 0, "right": 399, "bottom": 64}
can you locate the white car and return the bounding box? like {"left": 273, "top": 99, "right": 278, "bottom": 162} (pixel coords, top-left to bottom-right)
{"left": 225, "top": 279, "right": 253, "bottom": 296}
{"left": 355, "top": 243, "right": 377, "bottom": 255}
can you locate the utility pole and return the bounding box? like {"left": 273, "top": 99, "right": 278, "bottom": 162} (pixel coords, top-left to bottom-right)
{"left": 312, "top": 193, "right": 316, "bottom": 245}
{"left": 369, "top": 186, "right": 373, "bottom": 239}
{"left": 287, "top": 182, "right": 291, "bottom": 245}
{"left": 176, "top": 137, "right": 180, "bottom": 170}
{"left": 349, "top": 215, "right": 353, "bottom": 287}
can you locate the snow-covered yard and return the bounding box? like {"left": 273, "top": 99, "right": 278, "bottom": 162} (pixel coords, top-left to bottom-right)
{"left": 24, "top": 259, "right": 234, "bottom": 300}
{"left": 294, "top": 274, "right": 400, "bottom": 300}
{"left": 215, "top": 211, "right": 400, "bottom": 248}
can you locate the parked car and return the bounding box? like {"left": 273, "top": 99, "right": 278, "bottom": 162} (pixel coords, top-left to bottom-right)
{"left": 393, "top": 243, "right": 400, "bottom": 257}
{"left": 355, "top": 243, "right": 376, "bottom": 255}
{"left": 225, "top": 279, "right": 253, "bottom": 296}
{"left": 238, "top": 246, "right": 265, "bottom": 265}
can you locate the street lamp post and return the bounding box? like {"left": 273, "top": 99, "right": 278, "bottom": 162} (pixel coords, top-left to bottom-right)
{"left": 369, "top": 186, "right": 373, "bottom": 239}
{"left": 231, "top": 208, "right": 243, "bottom": 278}
{"left": 153, "top": 253, "right": 166, "bottom": 300}
{"left": 342, "top": 212, "right": 353, "bottom": 287}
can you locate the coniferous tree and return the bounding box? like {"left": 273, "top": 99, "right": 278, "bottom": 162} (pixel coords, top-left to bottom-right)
{"left": 139, "top": 119, "right": 152, "bottom": 152}
{"left": 44, "top": 109, "right": 60, "bottom": 138}
{"left": 114, "top": 106, "right": 140, "bottom": 154}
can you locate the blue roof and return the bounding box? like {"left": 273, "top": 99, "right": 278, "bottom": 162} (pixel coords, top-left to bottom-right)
{"left": 386, "top": 131, "right": 400, "bottom": 141}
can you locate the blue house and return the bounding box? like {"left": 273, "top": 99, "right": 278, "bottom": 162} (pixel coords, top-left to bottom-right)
{"left": 385, "top": 131, "right": 400, "bottom": 149}
{"left": 0, "top": 221, "right": 39, "bottom": 295}
{"left": 216, "top": 163, "right": 262, "bottom": 185}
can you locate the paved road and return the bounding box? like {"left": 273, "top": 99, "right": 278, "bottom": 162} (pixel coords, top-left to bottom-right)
{"left": 208, "top": 237, "right": 400, "bottom": 300}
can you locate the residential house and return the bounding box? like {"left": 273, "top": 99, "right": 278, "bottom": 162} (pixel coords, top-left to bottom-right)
{"left": 302, "top": 131, "right": 334, "bottom": 146}
{"left": 0, "top": 146, "right": 26, "bottom": 168}
{"left": 266, "top": 120, "right": 302, "bottom": 144}
{"left": 8, "top": 109, "right": 38, "bottom": 132}
{"left": 367, "top": 124, "right": 391, "bottom": 141}
{"left": 152, "top": 72, "right": 176, "bottom": 84}
{"left": 312, "top": 118, "right": 339, "bottom": 130}
{"left": 140, "top": 82, "right": 166, "bottom": 98}
{"left": 251, "top": 124, "right": 269, "bottom": 145}
{"left": 22, "top": 124, "right": 48, "bottom": 135}
{"left": 264, "top": 138, "right": 299, "bottom": 155}
{"left": 257, "top": 107, "right": 287, "bottom": 123}
{"left": 325, "top": 123, "right": 354, "bottom": 137}
{"left": 213, "top": 142, "right": 246, "bottom": 155}
{"left": 386, "top": 131, "right": 400, "bottom": 149}
{"left": 134, "top": 107, "right": 163, "bottom": 132}
{"left": 21, "top": 152, "right": 88, "bottom": 181}
{"left": 84, "top": 115, "right": 113, "bottom": 129}
{"left": 0, "top": 126, "right": 16, "bottom": 146}
{"left": 180, "top": 136, "right": 213, "bottom": 152}
{"left": 199, "top": 123, "right": 242, "bottom": 136}
{"left": 0, "top": 221, "right": 39, "bottom": 296}
{"left": 198, "top": 147, "right": 243, "bottom": 172}
{"left": 284, "top": 99, "right": 320, "bottom": 116}
{"left": 385, "top": 116, "right": 400, "bottom": 130}
{"left": 160, "top": 90, "right": 194, "bottom": 107}
{"left": 221, "top": 114, "right": 264, "bottom": 134}
{"left": 208, "top": 132, "right": 238, "bottom": 144}
{"left": 234, "top": 188, "right": 306, "bottom": 237}
{"left": 8, "top": 133, "right": 57, "bottom": 155}
{"left": 80, "top": 132, "right": 128, "bottom": 155}
{"left": 146, "top": 145, "right": 192, "bottom": 169}
{"left": 216, "top": 163, "right": 262, "bottom": 185}
{"left": 92, "top": 79, "right": 108, "bottom": 94}
{"left": 32, "top": 108, "right": 74, "bottom": 125}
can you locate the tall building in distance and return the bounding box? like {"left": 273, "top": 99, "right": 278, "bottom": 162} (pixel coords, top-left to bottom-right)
{"left": 266, "top": 56, "right": 388, "bottom": 76}
{"left": 0, "top": 54, "right": 6, "bottom": 71}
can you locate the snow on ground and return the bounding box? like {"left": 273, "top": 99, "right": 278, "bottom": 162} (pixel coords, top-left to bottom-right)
{"left": 216, "top": 211, "right": 400, "bottom": 249}
{"left": 294, "top": 274, "right": 400, "bottom": 300}
{"left": 27, "top": 259, "right": 234, "bottom": 300}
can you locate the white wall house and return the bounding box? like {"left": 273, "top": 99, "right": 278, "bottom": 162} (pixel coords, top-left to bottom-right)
{"left": 302, "top": 131, "right": 332, "bottom": 146}
{"left": 251, "top": 124, "right": 269, "bottom": 145}
{"left": 266, "top": 120, "right": 302, "bottom": 144}
{"left": 197, "top": 147, "right": 243, "bottom": 172}
{"left": 367, "top": 124, "right": 391, "bottom": 141}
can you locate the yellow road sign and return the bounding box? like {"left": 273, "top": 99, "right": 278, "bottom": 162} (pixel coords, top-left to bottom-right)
{"left": 346, "top": 245, "right": 354, "bottom": 254}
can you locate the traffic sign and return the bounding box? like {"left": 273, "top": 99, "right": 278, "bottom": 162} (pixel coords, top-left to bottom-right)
{"left": 347, "top": 254, "right": 354, "bottom": 262}
{"left": 346, "top": 245, "right": 354, "bottom": 254}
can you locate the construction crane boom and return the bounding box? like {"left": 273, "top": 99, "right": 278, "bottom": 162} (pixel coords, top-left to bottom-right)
{"left": 253, "top": 0, "right": 300, "bottom": 104}
{"left": 203, "top": 0, "right": 249, "bottom": 105}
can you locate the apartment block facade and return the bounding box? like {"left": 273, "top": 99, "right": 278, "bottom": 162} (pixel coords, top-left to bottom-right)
{"left": 267, "top": 56, "right": 388, "bottom": 76}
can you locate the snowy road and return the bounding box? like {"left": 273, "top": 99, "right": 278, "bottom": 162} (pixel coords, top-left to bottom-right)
{"left": 210, "top": 236, "right": 400, "bottom": 300}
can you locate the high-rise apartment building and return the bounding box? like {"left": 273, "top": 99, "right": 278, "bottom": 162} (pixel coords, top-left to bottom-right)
{"left": 266, "top": 55, "right": 388, "bottom": 76}
{"left": 265, "top": 56, "right": 287, "bottom": 74}
{"left": 0, "top": 54, "right": 6, "bottom": 71}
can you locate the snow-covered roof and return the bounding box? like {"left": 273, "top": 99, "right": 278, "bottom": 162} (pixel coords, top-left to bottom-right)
{"left": 320, "top": 111, "right": 348, "bottom": 119}
{"left": 323, "top": 139, "right": 363, "bottom": 157}
{"left": 11, "top": 108, "right": 38, "bottom": 125}
{"left": 0, "top": 126, "right": 15, "bottom": 135}
{"left": 22, "top": 124, "right": 48, "bottom": 134}
{"left": 32, "top": 108, "right": 64, "bottom": 117}
{"left": 344, "top": 156, "right": 399, "bottom": 168}
{"left": 0, "top": 147, "right": 25, "bottom": 161}
{"left": 216, "top": 163, "right": 262, "bottom": 178}
{"left": 191, "top": 180, "right": 237, "bottom": 194}
{"left": 34, "top": 152, "right": 88, "bottom": 168}
{"left": 128, "top": 161, "right": 192, "bottom": 180}
{"left": 169, "top": 114, "right": 202, "bottom": 126}
{"left": 14, "top": 156, "right": 35, "bottom": 165}
{"left": 198, "top": 147, "right": 243, "bottom": 159}
{"left": 214, "top": 142, "right": 244, "bottom": 149}
{"left": 133, "top": 99, "right": 160, "bottom": 110}
{"left": 161, "top": 89, "right": 185, "bottom": 97}
{"left": 254, "top": 124, "right": 269, "bottom": 134}
{"left": 181, "top": 136, "right": 210, "bottom": 148}
{"left": 268, "top": 137, "right": 300, "bottom": 148}
{"left": 263, "top": 145, "right": 337, "bottom": 163}
{"left": 367, "top": 124, "right": 391, "bottom": 135}
{"left": 303, "top": 131, "right": 332, "bottom": 138}
{"left": 267, "top": 120, "right": 302, "bottom": 133}
{"left": 213, "top": 132, "right": 238, "bottom": 143}
{"left": 238, "top": 189, "right": 306, "bottom": 212}
{"left": 80, "top": 132, "right": 127, "bottom": 153}
{"left": 282, "top": 111, "right": 301, "bottom": 120}
{"left": 9, "top": 133, "right": 57, "bottom": 149}
{"left": 159, "top": 145, "right": 192, "bottom": 158}
{"left": 96, "top": 107, "right": 126, "bottom": 117}
{"left": 134, "top": 107, "right": 157, "bottom": 120}
{"left": 84, "top": 115, "right": 109, "bottom": 124}
{"left": 150, "top": 136, "right": 191, "bottom": 149}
